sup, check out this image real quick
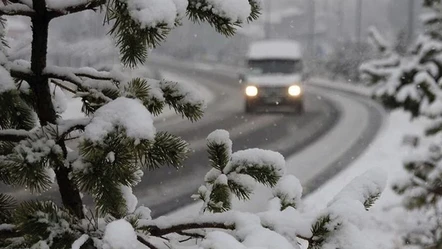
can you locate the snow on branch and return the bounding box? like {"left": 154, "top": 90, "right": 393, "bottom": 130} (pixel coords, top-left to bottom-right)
{"left": 0, "top": 3, "right": 35, "bottom": 17}
{"left": 0, "top": 118, "right": 91, "bottom": 143}
{"left": 82, "top": 97, "right": 155, "bottom": 142}
{"left": 139, "top": 211, "right": 306, "bottom": 248}
{"left": 137, "top": 212, "right": 235, "bottom": 233}
{"left": 272, "top": 175, "right": 303, "bottom": 210}
{"left": 304, "top": 169, "right": 388, "bottom": 249}
{"left": 47, "top": 0, "right": 106, "bottom": 19}
{"left": 0, "top": 67, "right": 15, "bottom": 93}
{"left": 9, "top": 60, "right": 32, "bottom": 82}
{"left": 5, "top": 0, "right": 32, "bottom": 7}
{"left": 420, "top": 10, "right": 442, "bottom": 26}
{"left": 44, "top": 65, "right": 84, "bottom": 85}
{"left": 0, "top": 129, "right": 30, "bottom": 142}
{"left": 10, "top": 61, "right": 115, "bottom": 85}
{"left": 329, "top": 168, "right": 387, "bottom": 210}
{"left": 73, "top": 67, "right": 116, "bottom": 81}
{"left": 44, "top": 65, "right": 116, "bottom": 84}
{"left": 123, "top": 0, "right": 186, "bottom": 29}
{"left": 10, "top": 61, "right": 205, "bottom": 122}
{"left": 56, "top": 117, "right": 92, "bottom": 139}
{"left": 42, "top": 65, "right": 114, "bottom": 102}
{"left": 196, "top": 131, "right": 287, "bottom": 212}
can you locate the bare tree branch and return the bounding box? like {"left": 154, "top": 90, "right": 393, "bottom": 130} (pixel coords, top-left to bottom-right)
{"left": 0, "top": 3, "right": 34, "bottom": 17}
{"left": 176, "top": 231, "right": 205, "bottom": 239}
{"left": 296, "top": 234, "right": 312, "bottom": 242}
{"left": 140, "top": 216, "right": 313, "bottom": 242}
{"left": 142, "top": 222, "right": 235, "bottom": 237}
{"left": 50, "top": 79, "right": 77, "bottom": 94}
{"left": 137, "top": 236, "right": 159, "bottom": 249}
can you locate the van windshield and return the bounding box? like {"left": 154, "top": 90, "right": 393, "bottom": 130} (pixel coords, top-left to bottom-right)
{"left": 247, "top": 59, "right": 302, "bottom": 75}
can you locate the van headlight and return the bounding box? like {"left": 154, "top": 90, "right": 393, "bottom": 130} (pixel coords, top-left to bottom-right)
{"left": 245, "top": 86, "right": 258, "bottom": 96}
{"left": 288, "top": 85, "right": 301, "bottom": 96}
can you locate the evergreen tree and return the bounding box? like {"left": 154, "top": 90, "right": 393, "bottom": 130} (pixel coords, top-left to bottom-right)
{"left": 394, "top": 29, "right": 409, "bottom": 55}
{"left": 0, "top": 0, "right": 387, "bottom": 249}
{"left": 326, "top": 40, "right": 373, "bottom": 82}
{"left": 361, "top": 1, "right": 442, "bottom": 248}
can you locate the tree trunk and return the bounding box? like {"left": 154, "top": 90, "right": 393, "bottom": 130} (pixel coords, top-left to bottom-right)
{"left": 29, "top": 0, "right": 84, "bottom": 219}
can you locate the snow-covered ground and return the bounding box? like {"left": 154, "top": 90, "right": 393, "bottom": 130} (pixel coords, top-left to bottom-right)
{"left": 304, "top": 110, "right": 420, "bottom": 248}
{"left": 299, "top": 78, "right": 434, "bottom": 248}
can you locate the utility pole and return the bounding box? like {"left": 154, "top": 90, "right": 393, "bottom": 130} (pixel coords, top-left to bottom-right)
{"left": 407, "top": 0, "right": 414, "bottom": 45}
{"left": 355, "top": 0, "right": 362, "bottom": 49}
{"left": 264, "top": 0, "right": 271, "bottom": 39}
{"left": 324, "top": 0, "right": 331, "bottom": 44}
{"left": 308, "top": 0, "right": 316, "bottom": 57}
{"left": 337, "top": 0, "right": 344, "bottom": 43}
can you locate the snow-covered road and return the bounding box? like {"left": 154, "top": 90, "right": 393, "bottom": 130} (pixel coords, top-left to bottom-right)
{"left": 138, "top": 58, "right": 386, "bottom": 217}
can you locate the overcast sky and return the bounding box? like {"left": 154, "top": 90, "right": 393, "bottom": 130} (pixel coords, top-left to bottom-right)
{"left": 6, "top": 0, "right": 422, "bottom": 58}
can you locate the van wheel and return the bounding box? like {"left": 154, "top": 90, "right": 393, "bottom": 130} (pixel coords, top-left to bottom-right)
{"left": 295, "top": 103, "right": 304, "bottom": 115}
{"left": 245, "top": 100, "right": 255, "bottom": 113}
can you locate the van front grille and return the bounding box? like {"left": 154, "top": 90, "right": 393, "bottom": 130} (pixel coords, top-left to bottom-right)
{"left": 258, "top": 86, "right": 287, "bottom": 97}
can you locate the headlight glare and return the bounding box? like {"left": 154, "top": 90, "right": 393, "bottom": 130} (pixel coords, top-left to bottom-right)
{"left": 288, "top": 85, "right": 301, "bottom": 96}
{"left": 245, "top": 86, "right": 258, "bottom": 96}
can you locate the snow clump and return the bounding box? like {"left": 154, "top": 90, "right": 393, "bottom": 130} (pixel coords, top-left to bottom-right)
{"left": 84, "top": 97, "right": 155, "bottom": 142}
{"left": 103, "top": 219, "right": 138, "bottom": 249}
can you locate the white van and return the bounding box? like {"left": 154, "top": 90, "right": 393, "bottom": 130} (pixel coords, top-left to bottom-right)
{"left": 240, "top": 40, "right": 305, "bottom": 114}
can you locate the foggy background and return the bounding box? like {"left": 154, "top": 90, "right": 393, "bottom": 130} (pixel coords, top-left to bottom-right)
{"left": 6, "top": 0, "right": 423, "bottom": 79}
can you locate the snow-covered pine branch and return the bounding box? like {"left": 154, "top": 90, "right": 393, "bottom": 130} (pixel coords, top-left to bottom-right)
{"left": 9, "top": 60, "right": 205, "bottom": 120}
{"left": 361, "top": 31, "right": 442, "bottom": 117}
{"left": 367, "top": 26, "right": 390, "bottom": 54}
{"left": 187, "top": 0, "right": 261, "bottom": 36}
{"left": 361, "top": 2, "right": 442, "bottom": 248}
{"left": 0, "top": 3, "right": 34, "bottom": 16}
{"left": 0, "top": 129, "right": 30, "bottom": 142}
{"left": 195, "top": 130, "right": 285, "bottom": 212}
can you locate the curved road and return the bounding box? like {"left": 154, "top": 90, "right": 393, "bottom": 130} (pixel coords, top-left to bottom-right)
{"left": 138, "top": 59, "right": 385, "bottom": 217}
